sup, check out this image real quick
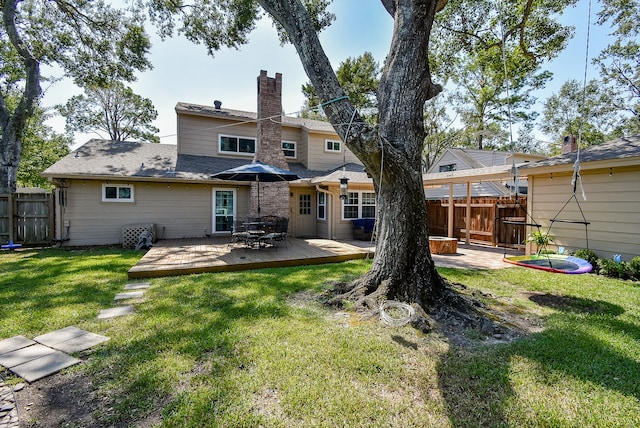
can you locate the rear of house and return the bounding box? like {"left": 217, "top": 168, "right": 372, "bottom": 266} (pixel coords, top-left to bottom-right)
{"left": 42, "top": 71, "right": 376, "bottom": 247}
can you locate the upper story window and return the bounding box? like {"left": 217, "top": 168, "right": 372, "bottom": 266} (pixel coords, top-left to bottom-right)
{"left": 282, "top": 141, "right": 297, "bottom": 158}
{"left": 219, "top": 134, "right": 256, "bottom": 155}
{"left": 102, "top": 184, "right": 134, "bottom": 202}
{"left": 439, "top": 163, "right": 457, "bottom": 172}
{"left": 325, "top": 139, "right": 341, "bottom": 153}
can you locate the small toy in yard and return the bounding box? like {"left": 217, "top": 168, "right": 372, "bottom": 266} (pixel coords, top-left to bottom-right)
{"left": 1, "top": 240, "right": 22, "bottom": 250}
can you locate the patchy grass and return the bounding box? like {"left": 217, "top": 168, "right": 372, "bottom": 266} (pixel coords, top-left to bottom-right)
{"left": 1, "top": 248, "right": 639, "bottom": 427}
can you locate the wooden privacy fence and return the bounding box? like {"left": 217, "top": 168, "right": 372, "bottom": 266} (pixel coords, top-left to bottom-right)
{"left": 0, "top": 190, "right": 54, "bottom": 245}
{"left": 426, "top": 196, "right": 528, "bottom": 248}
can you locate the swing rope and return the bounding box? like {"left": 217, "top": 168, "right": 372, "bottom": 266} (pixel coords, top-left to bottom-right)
{"left": 546, "top": 0, "right": 593, "bottom": 250}
{"left": 497, "top": 10, "right": 542, "bottom": 256}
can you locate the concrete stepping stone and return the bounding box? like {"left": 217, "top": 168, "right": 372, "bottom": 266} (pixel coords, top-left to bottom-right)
{"left": 114, "top": 291, "right": 144, "bottom": 300}
{"left": 124, "top": 282, "right": 150, "bottom": 290}
{"left": 98, "top": 306, "right": 134, "bottom": 319}
{"left": 9, "top": 351, "right": 79, "bottom": 383}
{"left": 0, "top": 336, "right": 36, "bottom": 355}
{"left": 0, "top": 344, "right": 56, "bottom": 368}
{"left": 34, "top": 326, "right": 109, "bottom": 353}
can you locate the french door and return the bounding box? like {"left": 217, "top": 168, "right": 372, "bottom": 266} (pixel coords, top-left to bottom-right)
{"left": 212, "top": 189, "right": 236, "bottom": 233}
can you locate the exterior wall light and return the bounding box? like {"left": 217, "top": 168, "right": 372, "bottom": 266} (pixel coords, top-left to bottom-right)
{"left": 339, "top": 177, "right": 349, "bottom": 200}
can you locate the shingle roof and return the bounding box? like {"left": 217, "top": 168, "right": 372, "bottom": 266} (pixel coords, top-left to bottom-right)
{"left": 175, "top": 102, "right": 337, "bottom": 134}
{"left": 310, "top": 163, "right": 372, "bottom": 184}
{"left": 41, "top": 139, "right": 327, "bottom": 183}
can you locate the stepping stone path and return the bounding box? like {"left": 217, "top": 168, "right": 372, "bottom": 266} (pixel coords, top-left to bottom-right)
{"left": 98, "top": 281, "right": 150, "bottom": 320}
{"left": 0, "top": 281, "right": 151, "bottom": 426}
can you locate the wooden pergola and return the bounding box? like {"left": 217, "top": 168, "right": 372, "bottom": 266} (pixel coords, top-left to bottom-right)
{"left": 423, "top": 164, "right": 528, "bottom": 245}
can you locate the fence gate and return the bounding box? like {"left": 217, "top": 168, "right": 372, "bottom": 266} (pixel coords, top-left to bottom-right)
{"left": 0, "top": 191, "right": 53, "bottom": 245}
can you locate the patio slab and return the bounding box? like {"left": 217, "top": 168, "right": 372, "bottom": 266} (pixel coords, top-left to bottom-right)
{"left": 34, "top": 326, "right": 109, "bottom": 353}
{"left": 98, "top": 306, "right": 135, "bottom": 319}
{"left": 0, "top": 344, "right": 56, "bottom": 369}
{"left": 9, "top": 351, "right": 80, "bottom": 383}
{"left": 114, "top": 291, "right": 145, "bottom": 300}
{"left": 124, "top": 282, "right": 151, "bottom": 290}
{"left": 0, "top": 336, "right": 36, "bottom": 355}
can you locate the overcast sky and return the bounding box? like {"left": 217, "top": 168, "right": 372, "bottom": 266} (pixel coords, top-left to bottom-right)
{"left": 41, "top": 0, "right": 610, "bottom": 148}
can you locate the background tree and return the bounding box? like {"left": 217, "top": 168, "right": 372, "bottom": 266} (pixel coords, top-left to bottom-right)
{"left": 430, "top": 0, "right": 575, "bottom": 150}
{"left": 17, "top": 107, "right": 70, "bottom": 188}
{"left": 145, "top": 0, "right": 577, "bottom": 319}
{"left": 593, "top": 0, "right": 640, "bottom": 135}
{"left": 301, "top": 52, "right": 380, "bottom": 123}
{"left": 422, "top": 94, "right": 463, "bottom": 171}
{"left": 1, "top": 0, "right": 151, "bottom": 193}
{"left": 60, "top": 81, "right": 160, "bottom": 143}
{"left": 540, "top": 78, "right": 622, "bottom": 152}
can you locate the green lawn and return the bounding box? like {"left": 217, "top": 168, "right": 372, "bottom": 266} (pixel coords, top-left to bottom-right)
{"left": 1, "top": 248, "right": 639, "bottom": 427}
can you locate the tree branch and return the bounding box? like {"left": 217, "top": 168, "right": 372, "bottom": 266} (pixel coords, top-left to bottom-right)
{"left": 257, "top": 0, "right": 374, "bottom": 152}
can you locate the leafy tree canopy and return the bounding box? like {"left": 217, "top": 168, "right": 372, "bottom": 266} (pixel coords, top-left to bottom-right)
{"left": 540, "top": 78, "right": 622, "bottom": 152}
{"left": 59, "top": 82, "right": 160, "bottom": 143}
{"left": 594, "top": 0, "right": 639, "bottom": 134}
{"left": 1, "top": 0, "right": 152, "bottom": 193}
{"left": 430, "top": 0, "right": 576, "bottom": 149}
{"left": 301, "top": 52, "right": 380, "bottom": 123}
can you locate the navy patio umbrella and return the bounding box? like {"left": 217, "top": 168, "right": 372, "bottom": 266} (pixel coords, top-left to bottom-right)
{"left": 212, "top": 161, "right": 301, "bottom": 214}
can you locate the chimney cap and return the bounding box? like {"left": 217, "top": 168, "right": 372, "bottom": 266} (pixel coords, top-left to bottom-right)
{"left": 213, "top": 100, "right": 222, "bottom": 109}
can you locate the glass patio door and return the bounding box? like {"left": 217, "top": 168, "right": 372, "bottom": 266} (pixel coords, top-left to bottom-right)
{"left": 212, "top": 189, "right": 235, "bottom": 233}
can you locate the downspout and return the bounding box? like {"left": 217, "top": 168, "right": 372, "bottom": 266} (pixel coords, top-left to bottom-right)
{"left": 315, "top": 185, "right": 334, "bottom": 239}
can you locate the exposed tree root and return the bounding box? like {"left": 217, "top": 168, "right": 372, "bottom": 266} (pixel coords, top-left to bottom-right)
{"left": 322, "top": 278, "right": 530, "bottom": 346}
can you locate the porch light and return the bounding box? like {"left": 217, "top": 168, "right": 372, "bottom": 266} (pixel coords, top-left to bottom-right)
{"left": 339, "top": 177, "right": 349, "bottom": 200}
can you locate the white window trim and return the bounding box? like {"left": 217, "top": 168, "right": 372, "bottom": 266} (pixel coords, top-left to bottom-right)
{"left": 341, "top": 191, "right": 376, "bottom": 220}
{"left": 317, "top": 192, "right": 326, "bottom": 220}
{"left": 282, "top": 140, "right": 297, "bottom": 159}
{"left": 218, "top": 134, "right": 256, "bottom": 156}
{"left": 212, "top": 188, "right": 236, "bottom": 234}
{"left": 102, "top": 183, "right": 134, "bottom": 202}
{"left": 325, "top": 139, "right": 342, "bottom": 153}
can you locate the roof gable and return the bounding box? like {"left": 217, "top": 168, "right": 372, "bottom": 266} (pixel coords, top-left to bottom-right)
{"left": 175, "top": 102, "right": 337, "bottom": 134}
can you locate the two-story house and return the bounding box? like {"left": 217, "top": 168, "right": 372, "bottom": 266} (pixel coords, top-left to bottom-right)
{"left": 42, "top": 71, "right": 375, "bottom": 246}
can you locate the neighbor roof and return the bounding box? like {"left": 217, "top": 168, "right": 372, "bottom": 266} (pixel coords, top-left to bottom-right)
{"left": 175, "top": 102, "right": 337, "bottom": 134}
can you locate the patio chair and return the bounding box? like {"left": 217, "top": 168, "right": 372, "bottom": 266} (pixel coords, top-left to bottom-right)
{"left": 258, "top": 217, "right": 289, "bottom": 249}
{"left": 229, "top": 220, "right": 250, "bottom": 247}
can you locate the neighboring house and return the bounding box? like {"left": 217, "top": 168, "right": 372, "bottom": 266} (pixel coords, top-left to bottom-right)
{"left": 519, "top": 135, "right": 640, "bottom": 260}
{"left": 425, "top": 148, "right": 545, "bottom": 199}
{"left": 42, "top": 71, "right": 374, "bottom": 246}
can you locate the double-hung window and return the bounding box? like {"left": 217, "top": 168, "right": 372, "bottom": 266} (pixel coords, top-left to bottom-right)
{"left": 342, "top": 191, "right": 376, "bottom": 219}
{"left": 219, "top": 134, "right": 256, "bottom": 155}
{"left": 282, "top": 141, "right": 297, "bottom": 158}
{"left": 102, "top": 184, "right": 134, "bottom": 202}
{"left": 325, "top": 139, "right": 341, "bottom": 153}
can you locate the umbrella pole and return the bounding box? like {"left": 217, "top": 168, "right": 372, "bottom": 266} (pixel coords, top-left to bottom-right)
{"left": 257, "top": 176, "right": 261, "bottom": 216}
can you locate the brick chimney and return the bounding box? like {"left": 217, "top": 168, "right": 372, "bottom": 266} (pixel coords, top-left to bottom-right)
{"left": 251, "top": 70, "right": 290, "bottom": 218}
{"left": 562, "top": 135, "right": 578, "bottom": 154}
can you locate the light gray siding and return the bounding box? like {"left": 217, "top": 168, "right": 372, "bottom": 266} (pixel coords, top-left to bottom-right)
{"left": 306, "top": 132, "right": 359, "bottom": 171}
{"left": 59, "top": 180, "right": 249, "bottom": 246}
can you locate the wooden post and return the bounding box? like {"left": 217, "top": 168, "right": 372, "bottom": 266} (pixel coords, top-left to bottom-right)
{"left": 8, "top": 192, "right": 14, "bottom": 243}
{"left": 447, "top": 183, "right": 454, "bottom": 238}
{"left": 465, "top": 181, "right": 471, "bottom": 245}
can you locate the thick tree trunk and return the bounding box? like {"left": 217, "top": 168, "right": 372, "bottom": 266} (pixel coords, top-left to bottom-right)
{"left": 1, "top": 1, "right": 42, "bottom": 194}
{"left": 261, "top": 0, "right": 449, "bottom": 309}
